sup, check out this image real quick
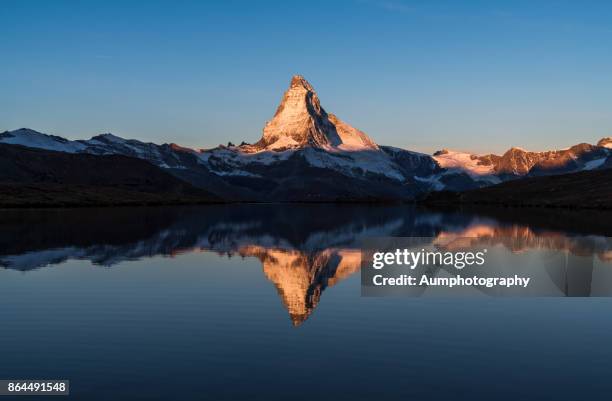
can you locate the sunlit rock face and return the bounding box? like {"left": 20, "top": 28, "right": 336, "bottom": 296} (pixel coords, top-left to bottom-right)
{"left": 494, "top": 143, "right": 603, "bottom": 176}
{"left": 432, "top": 141, "right": 611, "bottom": 186}
{"left": 238, "top": 246, "right": 360, "bottom": 326}
{"left": 254, "top": 75, "right": 378, "bottom": 152}
{"left": 597, "top": 137, "right": 612, "bottom": 149}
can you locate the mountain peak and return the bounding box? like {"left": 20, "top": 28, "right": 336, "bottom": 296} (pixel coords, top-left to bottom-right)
{"left": 0, "top": 128, "right": 85, "bottom": 153}
{"left": 91, "top": 133, "right": 128, "bottom": 143}
{"left": 290, "top": 74, "right": 314, "bottom": 91}
{"left": 597, "top": 137, "right": 612, "bottom": 149}
{"left": 253, "top": 75, "right": 378, "bottom": 152}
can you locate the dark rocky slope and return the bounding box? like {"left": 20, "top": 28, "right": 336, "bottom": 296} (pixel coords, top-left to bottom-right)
{"left": 424, "top": 168, "right": 612, "bottom": 209}
{"left": 0, "top": 144, "right": 220, "bottom": 207}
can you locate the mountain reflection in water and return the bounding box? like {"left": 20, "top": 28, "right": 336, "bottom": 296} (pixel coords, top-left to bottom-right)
{"left": 1, "top": 205, "right": 611, "bottom": 325}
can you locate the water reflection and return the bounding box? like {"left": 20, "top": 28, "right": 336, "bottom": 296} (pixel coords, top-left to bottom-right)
{"left": 240, "top": 246, "right": 360, "bottom": 325}
{"left": 1, "top": 205, "right": 611, "bottom": 324}
{"left": 435, "top": 227, "right": 612, "bottom": 262}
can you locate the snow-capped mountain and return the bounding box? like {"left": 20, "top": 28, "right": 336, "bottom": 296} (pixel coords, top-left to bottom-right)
{"left": 433, "top": 142, "right": 611, "bottom": 180}
{"left": 198, "top": 75, "right": 438, "bottom": 192}
{"left": 0, "top": 128, "right": 88, "bottom": 153}
{"left": 1, "top": 76, "right": 440, "bottom": 200}
{"left": 1, "top": 75, "right": 611, "bottom": 201}
{"left": 254, "top": 75, "right": 378, "bottom": 151}
{"left": 0, "top": 129, "right": 197, "bottom": 168}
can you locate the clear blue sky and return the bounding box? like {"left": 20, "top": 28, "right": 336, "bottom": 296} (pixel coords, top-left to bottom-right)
{"left": 2, "top": 0, "right": 612, "bottom": 153}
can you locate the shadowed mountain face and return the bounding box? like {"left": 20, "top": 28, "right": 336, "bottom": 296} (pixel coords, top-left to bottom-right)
{"left": 0, "top": 143, "right": 219, "bottom": 206}
{"left": 1, "top": 205, "right": 611, "bottom": 325}
{"left": 426, "top": 168, "right": 612, "bottom": 209}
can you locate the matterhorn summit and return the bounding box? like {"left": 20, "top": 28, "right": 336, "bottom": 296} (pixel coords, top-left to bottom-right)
{"left": 255, "top": 75, "right": 378, "bottom": 151}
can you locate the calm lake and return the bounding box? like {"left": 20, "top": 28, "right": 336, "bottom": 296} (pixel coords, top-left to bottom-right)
{"left": 1, "top": 204, "right": 612, "bottom": 400}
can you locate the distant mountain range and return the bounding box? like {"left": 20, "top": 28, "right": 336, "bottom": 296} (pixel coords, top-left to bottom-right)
{"left": 1, "top": 75, "right": 611, "bottom": 204}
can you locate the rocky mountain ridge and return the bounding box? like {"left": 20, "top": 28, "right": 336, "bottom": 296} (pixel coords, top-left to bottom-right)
{"left": 434, "top": 142, "right": 610, "bottom": 179}
{"left": 1, "top": 75, "right": 611, "bottom": 201}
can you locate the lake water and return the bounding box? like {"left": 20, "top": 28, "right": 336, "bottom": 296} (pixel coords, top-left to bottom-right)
{"left": 1, "top": 204, "right": 612, "bottom": 400}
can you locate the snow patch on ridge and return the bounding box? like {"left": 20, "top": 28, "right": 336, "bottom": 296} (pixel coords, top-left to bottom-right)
{"left": 0, "top": 128, "right": 87, "bottom": 153}
{"left": 303, "top": 148, "right": 404, "bottom": 180}
{"left": 414, "top": 175, "right": 445, "bottom": 191}
{"left": 433, "top": 150, "right": 495, "bottom": 177}
{"left": 267, "top": 136, "right": 300, "bottom": 150}
{"left": 584, "top": 157, "right": 607, "bottom": 170}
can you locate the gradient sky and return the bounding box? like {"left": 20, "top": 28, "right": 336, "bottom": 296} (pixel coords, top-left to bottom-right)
{"left": 2, "top": 0, "right": 612, "bottom": 154}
